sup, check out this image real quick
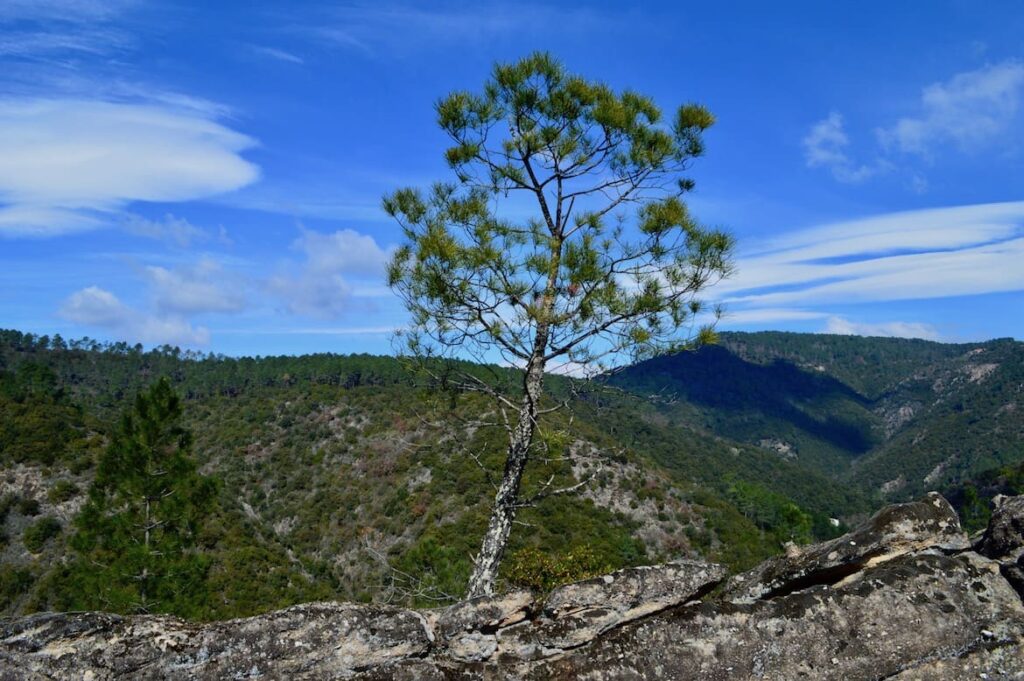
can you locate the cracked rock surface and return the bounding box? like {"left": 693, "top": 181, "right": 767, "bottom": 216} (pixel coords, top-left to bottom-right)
{"left": 3, "top": 492, "right": 1024, "bottom": 680}
{"left": 721, "top": 491, "right": 969, "bottom": 603}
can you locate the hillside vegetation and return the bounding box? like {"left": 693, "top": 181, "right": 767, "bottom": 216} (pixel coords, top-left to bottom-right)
{"left": 0, "top": 328, "right": 1021, "bottom": 620}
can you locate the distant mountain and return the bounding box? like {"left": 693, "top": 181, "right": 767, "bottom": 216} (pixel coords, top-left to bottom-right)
{"left": 610, "top": 331, "right": 1024, "bottom": 500}
{"left": 1, "top": 328, "right": 1021, "bottom": 621}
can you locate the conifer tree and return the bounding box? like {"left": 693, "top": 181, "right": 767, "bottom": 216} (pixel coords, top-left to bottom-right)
{"left": 386, "top": 52, "right": 734, "bottom": 597}
{"left": 66, "top": 378, "right": 216, "bottom": 614}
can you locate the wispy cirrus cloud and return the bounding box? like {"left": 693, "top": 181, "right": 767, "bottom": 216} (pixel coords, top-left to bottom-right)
{"left": 724, "top": 200, "right": 1024, "bottom": 304}
{"left": 122, "top": 212, "right": 233, "bottom": 248}
{"left": 293, "top": 3, "right": 611, "bottom": 55}
{"left": 721, "top": 308, "right": 830, "bottom": 325}
{"left": 0, "top": 0, "right": 141, "bottom": 23}
{"left": 0, "top": 0, "right": 262, "bottom": 239}
{"left": 0, "top": 29, "right": 132, "bottom": 58}
{"left": 249, "top": 45, "right": 304, "bottom": 65}
{"left": 0, "top": 0, "right": 139, "bottom": 62}
{"left": 717, "top": 201, "right": 1024, "bottom": 339}
{"left": 824, "top": 316, "right": 941, "bottom": 341}
{"left": 123, "top": 213, "right": 206, "bottom": 247}
{"left": 805, "top": 61, "right": 1024, "bottom": 187}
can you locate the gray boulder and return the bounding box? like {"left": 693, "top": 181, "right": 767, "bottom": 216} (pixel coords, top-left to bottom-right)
{"left": 978, "top": 494, "right": 1024, "bottom": 561}
{"left": 722, "top": 491, "right": 968, "bottom": 603}
{"left": 519, "top": 551, "right": 1024, "bottom": 680}
{"left": 434, "top": 589, "right": 533, "bottom": 663}
{"left": 495, "top": 559, "right": 725, "bottom": 659}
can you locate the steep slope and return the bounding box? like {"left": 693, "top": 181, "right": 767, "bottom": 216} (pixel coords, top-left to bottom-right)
{"left": 849, "top": 338, "right": 1024, "bottom": 497}
{"left": 607, "top": 343, "right": 882, "bottom": 476}
{"left": 610, "top": 331, "right": 1024, "bottom": 502}
{"left": 0, "top": 330, "right": 782, "bottom": 620}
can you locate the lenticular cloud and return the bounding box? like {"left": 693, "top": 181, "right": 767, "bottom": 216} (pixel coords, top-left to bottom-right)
{"left": 0, "top": 98, "right": 260, "bottom": 236}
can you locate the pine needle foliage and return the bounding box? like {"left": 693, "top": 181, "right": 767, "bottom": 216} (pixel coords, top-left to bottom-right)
{"left": 62, "top": 378, "right": 216, "bottom": 616}
{"left": 385, "top": 52, "right": 734, "bottom": 596}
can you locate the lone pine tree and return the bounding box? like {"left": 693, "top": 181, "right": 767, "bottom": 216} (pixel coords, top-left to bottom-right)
{"left": 65, "top": 378, "right": 215, "bottom": 615}
{"left": 386, "top": 52, "right": 734, "bottom": 597}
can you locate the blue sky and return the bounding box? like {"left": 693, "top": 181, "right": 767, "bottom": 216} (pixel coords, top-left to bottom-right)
{"left": 1, "top": 0, "right": 1023, "bottom": 356}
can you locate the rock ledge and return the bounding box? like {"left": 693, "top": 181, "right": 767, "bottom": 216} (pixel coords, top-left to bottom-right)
{"left": 3, "top": 493, "right": 1024, "bottom": 680}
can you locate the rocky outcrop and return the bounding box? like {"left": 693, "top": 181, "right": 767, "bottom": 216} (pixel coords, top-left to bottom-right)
{"left": 3, "top": 493, "right": 1024, "bottom": 680}
{"left": 977, "top": 493, "right": 1024, "bottom": 601}
{"left": 977, "top": 494, "right": 1024, "bottom": 561}
{"left": 721, "top": 490, "right": 968, "bottom": 603}
{"left": 0, "top": 603, "right": 433, "bottom": 680}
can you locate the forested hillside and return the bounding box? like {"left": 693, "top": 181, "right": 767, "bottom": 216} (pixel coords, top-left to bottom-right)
{"left": 612, "top": 331, "right": 1024, "bottom": 500}
{"left": 1, "top": 328, "right": 1021, "bottom": 621}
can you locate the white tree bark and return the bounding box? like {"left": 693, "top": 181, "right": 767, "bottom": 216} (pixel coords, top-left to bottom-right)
{"left": 465, "top": 359, "right": 545, "bottom": 598}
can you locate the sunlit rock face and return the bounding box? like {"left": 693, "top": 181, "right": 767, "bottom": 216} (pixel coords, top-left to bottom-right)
{"left": 3, "top": 492, "right": 1024, "bottom": 680}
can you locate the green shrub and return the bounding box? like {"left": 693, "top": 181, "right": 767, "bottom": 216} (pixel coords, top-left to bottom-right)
{"left": 504, "top": 546, "right": 609, "bottom": 592}
{"left": 0, "top": 494, "right": 14, "bottom": 522}
{"left": 17, "top": 497, "right": 40, "bottom": 517}
{"left": 0, "top": 566, "right": 34, "bottom": 609}
{"left": 48, "top": 480, "right": 79, "bottom": 504}
{"left": 23, "top": 516, "right": 61, "bottom": 552}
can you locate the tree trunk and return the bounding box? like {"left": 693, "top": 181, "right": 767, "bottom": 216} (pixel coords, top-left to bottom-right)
{"left": 465, "top": 222, "right": 562, "bottom": 599}
{"left": 465, "top": 361, "right": 545, "bottom": 598}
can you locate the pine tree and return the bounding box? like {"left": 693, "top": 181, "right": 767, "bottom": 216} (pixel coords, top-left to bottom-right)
{"left": 386, "top": 52, "right": 734, "bottom": 597}
{"left": 65, "top": 378, "right": 216, "bottom": 615}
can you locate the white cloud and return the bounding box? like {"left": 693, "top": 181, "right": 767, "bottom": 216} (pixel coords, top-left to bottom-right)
{"left": 145, "top": 259, "right": 246, "bottom": 316}
{"left": 0, "top": 98, "right": 259, "bottom": 237}
{"left": 802, "top": 112, "right": 880, "bottom": 183}
{"left": 269, "top": 228, "right": 394, "bottom": 319}
{"left": 293, "top": 228, "right": 393, "bottom": 278}
{"left": 0, "top": 204, "right": 104, "bottom": 237}
{"left": 251, "top": 45, "right": 304, "bottom": 64}
{"left": 123, "top": 213, "right": 208, "bottom": 247}
{"left": 59, "top": 285, "right": 210, "bottom": 346}
{"left": 721, "top": 308, "right": 829, "bottom": 325}
{"left": 0, "top": 0, "right": 139, "bottom": 23}
{"left": 59, "top": 286, "right": 131, "bottom": 327}
{"left": 57, "top": 254, "right": 248, "bottom": 346}
{"left": 878, "top": 61, "right": 1024, "bottom": 156}
{"left": 299, "top": 4, "right": 608, "bottom": 55}
{"left": 824, "top": 316, "right": 941, "bottom": 341}
{"left": 806, "top": 61, "right": 1024, "bottom": 186}
{"left": 269, "top": 273, "right": 353, "bottom": 319}
{"left": 719, "top": 201, "right": 1024, "bottom": 323}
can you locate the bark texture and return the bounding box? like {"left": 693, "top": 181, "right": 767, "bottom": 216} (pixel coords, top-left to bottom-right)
{"left": 465, "top": 359, "right": 546, "bottom": 599}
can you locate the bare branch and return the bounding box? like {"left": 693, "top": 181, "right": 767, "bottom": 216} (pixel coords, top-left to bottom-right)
{"left": 517, "top": 466, "right": 602, "bottom": 508}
